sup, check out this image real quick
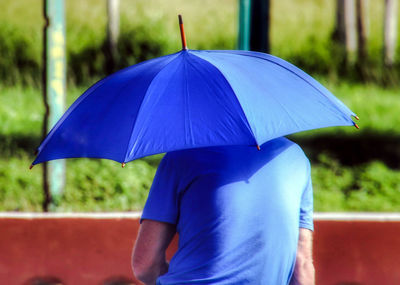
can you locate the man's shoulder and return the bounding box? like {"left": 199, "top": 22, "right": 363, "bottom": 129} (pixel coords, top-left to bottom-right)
{"left": 162, "top": 137, "right": 309, "bottom": 168}
{"left": 262, "top": 137, "right": 305, "bottom": 155}
{"left": 266, "top": 137, "right": 310, "bottom": 166}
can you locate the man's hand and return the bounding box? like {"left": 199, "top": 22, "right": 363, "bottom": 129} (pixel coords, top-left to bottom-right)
{"left": 132, "top": 220, "right": 176, "bottom": 285}
{"left": 290, "top": 228, "right": 315, "bottom": 285}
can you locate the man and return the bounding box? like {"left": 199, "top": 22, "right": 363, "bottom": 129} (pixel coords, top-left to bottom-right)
{"left": 132, "top": 137, "right": 315, "bottom": 284}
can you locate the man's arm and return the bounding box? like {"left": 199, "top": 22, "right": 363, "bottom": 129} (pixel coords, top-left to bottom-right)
{"left": 132, "top": 219, "right": 176, "bottom": 285}
{"left": 290, "top": 228, "right": 315, "bottom": 285}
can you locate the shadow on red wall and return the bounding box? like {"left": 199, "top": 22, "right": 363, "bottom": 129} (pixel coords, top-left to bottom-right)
{"left": 0, "top": 217, "right": 399, "bottom": 285}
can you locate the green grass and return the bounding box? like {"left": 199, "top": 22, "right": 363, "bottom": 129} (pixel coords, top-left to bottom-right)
{"left": 0, "top": 154, "right": 158, "bottom": 212}
{"left": 292, "top": 79, "right": 400, "bottom": 135}
{"left": 2, "top": 79, "right": 398, "bottom": 137}
{"left": 1, "top": 81, "right": 399, "bottom": 212}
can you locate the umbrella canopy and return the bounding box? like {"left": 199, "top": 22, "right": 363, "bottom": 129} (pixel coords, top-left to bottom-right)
{"left": 32, "top": 17, "right": 358, "bottom": 167}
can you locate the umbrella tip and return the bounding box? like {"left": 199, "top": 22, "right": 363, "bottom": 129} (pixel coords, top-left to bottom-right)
{"left": 121, "top": 162, "right": 126, "bottom": 168}
{"left": 256, "top": 145, "right": 261, "bottom": 151}
{"left": 354, "top": 123, "right": 360, "bottom": 129}
{"left": 29, "top": 164, "right": 34, "bottom": 170}
{"left": 178, "top": 14, "right": 188, "bottom": 50}
{"left": 354, "top": 115, "right": 359, "bottom": 120}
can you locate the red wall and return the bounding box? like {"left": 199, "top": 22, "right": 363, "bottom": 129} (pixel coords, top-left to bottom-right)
{"left": 314, "top": 221, "right": 400, "bottom": 285}
{"left": 0, "top": 216, "right": 399, "bottom": 285}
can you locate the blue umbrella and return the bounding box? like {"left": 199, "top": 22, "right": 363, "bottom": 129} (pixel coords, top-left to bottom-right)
{"left": 31, "top": 16, "right": 358, "bottom": 168}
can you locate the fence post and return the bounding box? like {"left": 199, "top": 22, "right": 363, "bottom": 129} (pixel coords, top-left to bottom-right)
{"left": 42, "top": 0, "right": 66, "bottom": 211}
{"left": 334, "top": 0, "right": 358, "bottom": 65}
{"left": 238, "top": 0, "right": 251, "bottom": 50}
{"left": 356, "top": 0, "right": 369, "bottom": 77}
{"left": 383, "top": 0, "right": 398, "bottom": 67}
{"left": 106, "top": 0, "right": 120, "bottom": 73}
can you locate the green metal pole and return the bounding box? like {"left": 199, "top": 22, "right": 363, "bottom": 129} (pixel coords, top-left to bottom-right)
{"left": 44, "top": 0, "right": 66, "bottom": 210}
{"left": 238, "top": 0, "right": 251, "bottom": 50}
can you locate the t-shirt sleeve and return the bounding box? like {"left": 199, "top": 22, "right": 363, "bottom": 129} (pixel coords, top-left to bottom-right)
{"left": 141, "top": 154, "right": 180, "bottom": 225}
{"left": 299, "top": 164, "right": 314, "bottom": 231}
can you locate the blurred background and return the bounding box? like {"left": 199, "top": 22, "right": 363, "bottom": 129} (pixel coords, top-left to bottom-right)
{"left": 0, "top": 0, "right": 399, "bottom": 213}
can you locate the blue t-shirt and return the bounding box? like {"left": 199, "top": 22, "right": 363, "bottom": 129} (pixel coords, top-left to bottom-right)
{"left": 141, "top": 137, "right": 313, "bottom": 284}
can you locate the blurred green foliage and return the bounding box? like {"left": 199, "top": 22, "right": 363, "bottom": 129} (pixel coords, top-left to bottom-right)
{"left": 0, "top": 0, "right": 399, "bottom": 212}
{"left": 1, "top": 82, "right": 399, "bottom": 212}
{"left": 312, "top": 158, "right": 400, "bottom": 212}
{"left": 0, "top": 0, "right": 399, "bottom": 86}
{"left": 0, "top": 153, "right": 157, "bottom": 212}
{"left": 0, "top": 0, "right": 237, "bottom": 86}
{"left": 0, "top": 85, "right": 156, "bottom": 212}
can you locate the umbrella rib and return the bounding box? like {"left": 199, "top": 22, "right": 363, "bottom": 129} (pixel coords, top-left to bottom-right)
{"left": 190, "top": 51, "right": 302, "bottom": 142}
{"left": 33, "top": 52, "right": 183, "bottom": 163}
{"left": 206, "top": 50, "right": 356, "bottom": 120}
{"left": 183, "top": 55, "right": 195, "bottom": 146}
{"left": 122, "top": 52, "right": 183, "bottom": 162}
{"left": 34, "top": 75, "right": 109, "bottom": 159}
{"left": 188, "top": 51, "right": 260, "bottom": 147}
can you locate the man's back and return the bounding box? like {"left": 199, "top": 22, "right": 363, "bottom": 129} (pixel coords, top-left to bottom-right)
{"left": 141, "top": 137, "right": 313, "bottom": 284}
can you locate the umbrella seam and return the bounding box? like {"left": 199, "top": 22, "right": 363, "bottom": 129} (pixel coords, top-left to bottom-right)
{"left": 123, "top": 52, "right": 183, "bottom": 162}
{"left": 194, "top": 53, "right": 303, "bottom": 132}
{"left": 36, "top": 79, "right": 106, "bottom": 151}
{"left": 188, "top": 51, "right": 260, "bottom": 147}
{"left": 33, "top": 52, "right": 181, "bottom": 164}
{"left": 192, "top": 52, "right": 303, "bottom": 140}
{"left": 201, "top": 50, "right": 355, "bottom": 120}
{"left": 183, "top": 54, "right": 195, "bottom": 146}
{"left": 32, "top": 78, "right": 109, "bottom": 164}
